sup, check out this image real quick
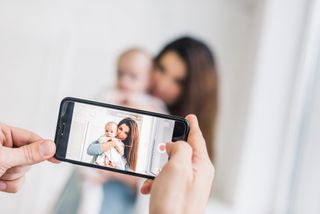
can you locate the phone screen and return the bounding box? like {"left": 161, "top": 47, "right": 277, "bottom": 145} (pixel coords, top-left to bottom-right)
{"left": 55, "top": 98, "right": 188, "bottom": 178}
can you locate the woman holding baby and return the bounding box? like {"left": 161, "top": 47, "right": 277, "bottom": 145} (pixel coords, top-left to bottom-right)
{"left": 87, "top": 118, "right": 139, "bottom": 171}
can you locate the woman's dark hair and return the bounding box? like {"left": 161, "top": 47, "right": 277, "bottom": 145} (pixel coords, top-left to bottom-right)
{"left": 154, "top": 36, "right": 218, "bottom": 159}
{"left": 118, "top": 117, "right": 139, "bottom": 170}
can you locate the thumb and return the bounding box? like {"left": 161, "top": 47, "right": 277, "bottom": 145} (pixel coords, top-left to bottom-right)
{"left": 166, "top": 141, "right": 192, "bottom": 163}
{"left": 4, "top": 140, "right": 56, "bottom": 168}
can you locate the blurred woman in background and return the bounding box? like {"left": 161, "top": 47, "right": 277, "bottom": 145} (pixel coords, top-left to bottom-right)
{"left": 151, "top": 36, "right": 218, "bottom": 158}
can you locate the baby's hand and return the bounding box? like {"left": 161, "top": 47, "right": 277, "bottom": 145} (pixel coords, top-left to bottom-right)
{"left": 98, "top": 136, "right": 109, "bottom": 144}
{"left": 113, "top": 140, "right": 124, "bottom": 155}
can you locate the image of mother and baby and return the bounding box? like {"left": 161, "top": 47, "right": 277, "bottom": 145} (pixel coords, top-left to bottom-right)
{"left": 87, "top": 118, "right": 139, "bottom": 172}
{"left": 54, "top": 35, "right": 218, "bottom": 214}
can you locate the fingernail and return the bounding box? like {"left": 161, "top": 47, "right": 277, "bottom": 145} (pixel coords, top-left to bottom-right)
{"left": 0, "top": 181, "right": 7, "bottom": 190}
{"left": 40, "top": 141, "right": 52, "bottom": 157}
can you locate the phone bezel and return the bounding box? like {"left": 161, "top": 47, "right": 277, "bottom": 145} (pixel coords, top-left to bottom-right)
{"left": 54, "top": 97, "right": 189, "bottom": 179}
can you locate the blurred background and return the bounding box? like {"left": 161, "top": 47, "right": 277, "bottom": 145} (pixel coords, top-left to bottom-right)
{"left": 0, "top": 0, "right": 319, "bottom": 213}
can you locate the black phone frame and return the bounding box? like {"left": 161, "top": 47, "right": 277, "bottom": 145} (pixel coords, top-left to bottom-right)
{"left": 54, "top": 97, "right": 189, "bottom": 179}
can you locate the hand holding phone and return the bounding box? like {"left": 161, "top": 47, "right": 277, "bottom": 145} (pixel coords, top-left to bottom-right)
{"left": 141, "top": 115, "right": 214, "bottom": 214}
{"left": 0, "top": 124, "right": 56, "bottom": 193}
{"left": 54, "top": 97, "right": 189, "bottom": 179}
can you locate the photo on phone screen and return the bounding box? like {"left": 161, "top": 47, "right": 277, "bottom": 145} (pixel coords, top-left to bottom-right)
{"left": 55, "top": 98, "right": 189, "bottom": 178}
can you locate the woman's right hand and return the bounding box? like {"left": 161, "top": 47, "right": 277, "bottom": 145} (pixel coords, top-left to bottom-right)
{"left": 140, "top": 115, "right": 214, "bottom": 214}
{"left": 101, "top": 141, "right": 115, "bottom": 152}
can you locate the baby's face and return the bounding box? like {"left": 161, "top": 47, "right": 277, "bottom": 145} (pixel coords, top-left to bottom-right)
{"left": 105, "top": 124, "right": 117, "bottom": 137}
{"left": 117, "top": 52, "right": 152, "bottom": 93}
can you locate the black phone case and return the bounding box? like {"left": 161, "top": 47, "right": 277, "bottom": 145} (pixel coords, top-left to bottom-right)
{"left": 54, "top": 97, "right": 189, "bottom": 179}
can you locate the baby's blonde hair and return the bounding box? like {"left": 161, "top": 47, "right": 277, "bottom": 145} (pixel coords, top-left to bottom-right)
{"left": 105, "top": 121, "right": 117, "bottom": 131}
{"left": 118, "top": 48, "right": 151, "bottom": 63}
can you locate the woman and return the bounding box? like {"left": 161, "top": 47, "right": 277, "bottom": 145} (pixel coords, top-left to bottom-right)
{"left": 98, "top": 36, "right": 218, "bottom": 214}
{"left": 150, "top": 36, "right": 218, "bottom": 158}
{"left": 54, "top": 36, "right": 218, "bottom": 214}
{"left": 87, "top": 118, "right": 140, "bottom": 171}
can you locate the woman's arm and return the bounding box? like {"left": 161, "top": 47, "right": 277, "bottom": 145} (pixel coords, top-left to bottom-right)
{"left": 87, "top": 140, "right": 115, "bottom": 156}
{"left": 87, "top": 140, "right": 103, "bottom": 155}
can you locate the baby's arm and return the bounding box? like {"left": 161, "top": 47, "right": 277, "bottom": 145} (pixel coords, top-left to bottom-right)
{"left": 98, "top": 135, "right": 111, "bottom": 144}
{"left": 113, "top": 140, "right": 124, "bottom": 156}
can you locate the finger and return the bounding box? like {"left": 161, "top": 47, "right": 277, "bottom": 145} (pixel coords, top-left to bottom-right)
{"left": 0, "top": 124, "right": 13, "bottom": 147}
{"left": 185, "top": 114, "right": 209, "bottom": 159}
{"left": 2, "top": 139, "right": 56, "bottom": 168}
{"left": 4, "top": 165, "right": 31, "bottom": 175}
{"left": 1, "top": 165, "right": 31, "bottom": 180}
{"left": 0, "top": 124, "right": 43, "bottom": 148}
{"left": 0, "top": 130, "right": 5, "bottom": 146}
{"left": 140, "top": 179, "right": 153, "bottom": 194}
{"left": 48, "top": 157, "right": 61, "bottom": 164}
{"left": 10, "top": 126, "right": 42, "bottom": 147}
{"left": 166, "top": 141, "right": 192, "bottom": 164}
{"left": 0, "top": 176, "right": 25, "bottom": 193}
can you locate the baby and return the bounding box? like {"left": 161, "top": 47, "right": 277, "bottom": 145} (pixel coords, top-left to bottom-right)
{"left": 117, "top": 48, "right": 152, "bottom": 94}
{"left": 95, "top": 121, "right": 125, "bottom": 169}
{"left": 100, "top": 48, "right": 167, "bottom": 113}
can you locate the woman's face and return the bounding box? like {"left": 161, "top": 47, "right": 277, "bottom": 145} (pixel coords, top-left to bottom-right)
{"left": 117, "top": 123, "right": 130, "bottom": 141}
{"left": 152, "top": 51, "right": 187, "bottom": 105}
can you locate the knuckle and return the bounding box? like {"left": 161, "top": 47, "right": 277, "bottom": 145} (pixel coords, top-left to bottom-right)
{"left": 23, "top": 146, "right": 35, "bottom": 164}
{"left": 176, "top": 141, "right": 193, "bottom": 157}
{"left": 0, "top": 148, "right": 5, "bottom": 164}
{"left": 175, "top": 141, "right": 191, "bottom": 150}
{"left": 169, "top": 161, "right": 192, "bottom": 175}
{"left": 184, "top": 143, "right": 193, "bottom": 154}
{"left": 0, "top": 165, "right": 7, "bottom": 177}
{"left": 0, "top": 148, "right": 10, "bottom": 175}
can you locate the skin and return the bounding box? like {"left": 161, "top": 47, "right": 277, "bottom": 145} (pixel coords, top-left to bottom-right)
{"left": 117, "top": 51, "right": 152, "bottom": 93}
{"left": 101, "top": 123, "right": 124, "bottom": 156}
{"left": 104, "top": 123, "right": 117, "bottom": 138}
{"left": 0, "top": 116, "right": 215, "bottom": 214}
{"left": 101, "top": 123, "right": 129, "bottom": 154}
{"left": 92, "top": 123, "right": 137, "bottom": 189}
{"left": 152, "top": 51, "right": 187, "bottom": 105}
{"left": 116, "top": 124, "right": 130, "bottom": 141}
{"left": 88, "top": 115, "right": 215, "bottom": 214}
{"left": 0, "top": 123, "right": 56, "bottom": 193}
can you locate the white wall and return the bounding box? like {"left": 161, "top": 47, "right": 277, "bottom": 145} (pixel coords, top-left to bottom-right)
{"left": 0, "top": 0, "right": 263, "bottom": 213}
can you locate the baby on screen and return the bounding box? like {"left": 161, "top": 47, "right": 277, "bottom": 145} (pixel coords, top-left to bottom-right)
{"left": 95, "top": 121, "right": 125, "bottom": 170}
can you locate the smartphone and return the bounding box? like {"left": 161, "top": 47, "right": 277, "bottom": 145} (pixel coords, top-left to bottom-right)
{"left": 54, "top": 97, "right": 189, "bottom": 179}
